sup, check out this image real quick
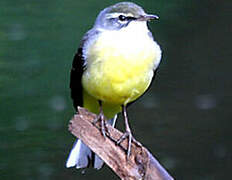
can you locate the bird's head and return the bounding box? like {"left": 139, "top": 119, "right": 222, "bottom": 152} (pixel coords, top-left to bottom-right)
{"left": 94, "top": 2, "right": 159, "bottom": 30}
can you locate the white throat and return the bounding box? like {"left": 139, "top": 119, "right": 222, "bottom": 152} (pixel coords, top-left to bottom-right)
{"left": 97, "top": 20, "right": 150, "bottom": 37}
{"left": 121, "top": 21, "right": 149, "bottom": 34}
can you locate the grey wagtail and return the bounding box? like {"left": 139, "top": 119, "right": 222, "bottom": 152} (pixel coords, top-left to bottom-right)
{"left": 66, "top": 2, "right": 162, "bottom": 170}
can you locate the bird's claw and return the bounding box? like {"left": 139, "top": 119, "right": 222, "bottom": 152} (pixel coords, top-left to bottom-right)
{"left": 116, "top": 131, "right": 141, "bottom": 158}
{"left": 92, "top": 112, "right": 107, "bottom": 138}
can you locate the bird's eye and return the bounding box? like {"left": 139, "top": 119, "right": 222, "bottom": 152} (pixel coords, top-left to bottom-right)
{"left": 118, "top": 15, "right": 127, "bottom": 21}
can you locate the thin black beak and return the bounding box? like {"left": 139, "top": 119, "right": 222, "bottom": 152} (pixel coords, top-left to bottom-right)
{"left": 138, "top": 14, "right": 159, "bottom": 21}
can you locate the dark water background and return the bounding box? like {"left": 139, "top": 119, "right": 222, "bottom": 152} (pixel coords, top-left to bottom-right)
{"left": 1, "top": 0, "right": 231, "bottom": 179}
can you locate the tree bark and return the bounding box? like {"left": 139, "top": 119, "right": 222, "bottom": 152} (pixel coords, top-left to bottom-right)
{"left": 68, "top": 107, "right": 174, "bottom": 180}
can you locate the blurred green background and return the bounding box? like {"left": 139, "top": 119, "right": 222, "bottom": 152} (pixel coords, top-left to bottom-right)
{"left": 0, "top": 0, "right": 231, "bottom": 179}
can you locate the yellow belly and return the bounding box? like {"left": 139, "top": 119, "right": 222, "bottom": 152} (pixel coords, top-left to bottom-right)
{"left": 82, "top": 30, "right": 161, "bottom": 105}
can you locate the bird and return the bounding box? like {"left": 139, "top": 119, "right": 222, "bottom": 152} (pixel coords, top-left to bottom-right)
{"left": 66, "top": 2, "right": 162, "bottom": 170}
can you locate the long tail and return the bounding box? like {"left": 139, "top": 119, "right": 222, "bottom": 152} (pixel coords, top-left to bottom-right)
{"left": 66, "top": 115, "right": 117, "bottom": 169}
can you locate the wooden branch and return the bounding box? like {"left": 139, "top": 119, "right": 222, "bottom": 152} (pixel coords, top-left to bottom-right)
{"left": 68, "top": 107, "right": 174, "bottom": 180}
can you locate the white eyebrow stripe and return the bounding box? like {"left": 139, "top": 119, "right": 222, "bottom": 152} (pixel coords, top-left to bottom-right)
{"left": 106, "top": 12, "right": 133, "bottom": 19}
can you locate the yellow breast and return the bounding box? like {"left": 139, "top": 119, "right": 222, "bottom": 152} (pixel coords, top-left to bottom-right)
{"left": 82, "top": 24, "right": 161, "bottom": 105}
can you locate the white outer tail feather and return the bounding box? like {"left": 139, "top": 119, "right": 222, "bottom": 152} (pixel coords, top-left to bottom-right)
{"left": 66, "top": 115, "right": 117, "bottom": 169}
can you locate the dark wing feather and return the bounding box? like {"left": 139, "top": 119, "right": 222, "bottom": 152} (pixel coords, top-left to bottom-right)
{"left": 70, "top": 47, "right": 85, "bottom": 111}
{"left": 70, "top": 29, "right": 100, "bottom": 111}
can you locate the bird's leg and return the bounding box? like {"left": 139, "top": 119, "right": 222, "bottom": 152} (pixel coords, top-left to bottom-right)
{"left": 116, "top": 105, "right": 141, "bottom": 158}
{"left": 92, "top": 100, "right": 107, "bottom": 137}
